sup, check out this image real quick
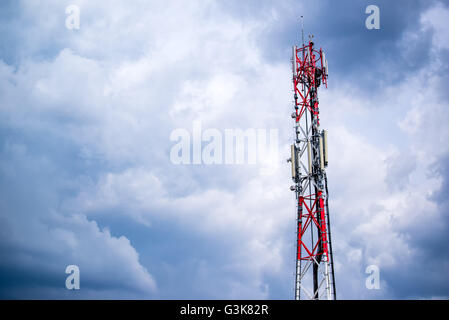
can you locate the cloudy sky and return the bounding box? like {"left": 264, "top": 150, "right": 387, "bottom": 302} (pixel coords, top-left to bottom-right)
{"left": 0, "top": 0, "right": 448, "bottom": 299}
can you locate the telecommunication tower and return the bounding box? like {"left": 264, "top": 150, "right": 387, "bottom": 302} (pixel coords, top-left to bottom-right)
{"left": 287, "top": 22, "right": 336, "bottom": 300}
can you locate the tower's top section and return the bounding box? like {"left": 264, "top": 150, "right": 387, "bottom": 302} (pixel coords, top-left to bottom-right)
{"left": 292, "top": 41, "right": 329, "bottom": 88}
{"left": 291, "top": 39, "right": 329, "bottom": 125}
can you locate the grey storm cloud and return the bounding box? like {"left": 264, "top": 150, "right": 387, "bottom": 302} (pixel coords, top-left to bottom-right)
{"left": 0, "top": 0, "right": 449, "bottom": 299}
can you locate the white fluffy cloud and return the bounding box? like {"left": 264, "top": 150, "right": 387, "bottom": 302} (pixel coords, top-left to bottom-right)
{"left": 0, "top": 141, "right": 156, "bottom": 298}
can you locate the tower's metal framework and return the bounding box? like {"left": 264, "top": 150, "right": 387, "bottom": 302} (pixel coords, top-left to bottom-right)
{"left": 288, "top": 31, "right": 336, "bottom": 300}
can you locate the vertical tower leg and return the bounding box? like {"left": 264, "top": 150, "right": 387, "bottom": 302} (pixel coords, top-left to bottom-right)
{"left": 295, "top": 196, "right": 303, "bottom": 300}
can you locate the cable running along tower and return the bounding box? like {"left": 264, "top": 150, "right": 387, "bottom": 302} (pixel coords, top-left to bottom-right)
{"left": 288, "top": 25, "right": 336, "bottom": 300}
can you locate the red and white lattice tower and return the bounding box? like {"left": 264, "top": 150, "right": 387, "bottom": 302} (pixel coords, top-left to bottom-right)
{"left": 288, "top": 32, "right": 336, "bottom": 300}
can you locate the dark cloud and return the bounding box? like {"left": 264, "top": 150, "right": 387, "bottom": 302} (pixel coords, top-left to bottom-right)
{"left": 259, "top": 0, "right": 439, "bottom": 93}
{"left": 385, "top": 152, "right": 417, "bottom": 191}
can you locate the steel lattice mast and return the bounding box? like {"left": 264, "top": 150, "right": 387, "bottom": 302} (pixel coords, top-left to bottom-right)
{"left": 288, "top": 31, "right": 336, "bottom": 300}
